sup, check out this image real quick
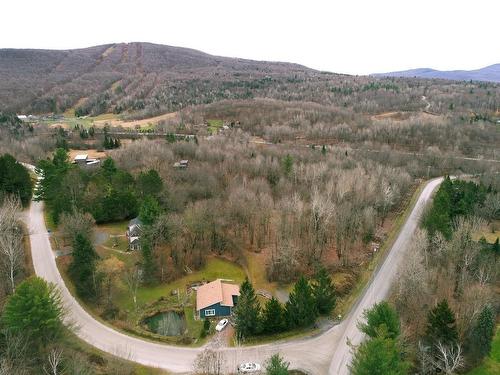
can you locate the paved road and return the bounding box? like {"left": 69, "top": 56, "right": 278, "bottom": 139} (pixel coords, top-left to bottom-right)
{"left": 327, "top": 177, "right": 443, "bottom": 374}
{"left": 24, "top": 166, "right": 443, "bottom": 374}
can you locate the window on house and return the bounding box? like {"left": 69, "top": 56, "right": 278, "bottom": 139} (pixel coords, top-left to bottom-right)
{"left": 205, "top": 309, "right": 216, "bottom": 317}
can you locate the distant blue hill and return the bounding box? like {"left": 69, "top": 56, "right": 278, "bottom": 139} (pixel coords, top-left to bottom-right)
{"left": 373, "top": 64, "right": 500, "bottom": 83}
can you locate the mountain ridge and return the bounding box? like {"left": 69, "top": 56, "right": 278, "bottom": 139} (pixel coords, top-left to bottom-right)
{"left": 373, "top": 64, "right": 500, "bottom": 83}
{"left": 0, "top": 42, "right": 317, "bottom": 114}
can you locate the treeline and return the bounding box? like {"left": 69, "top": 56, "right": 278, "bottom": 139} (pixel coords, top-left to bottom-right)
{"left": 182, "top": 99, "right": 500, "bottom": 160}
{"left": 36, "top": 149, "right": 162, "bottom": 224}
{"left": 423, "top": 177, "right": 495, "bottom": 238}
{"left": 107, "top": 136, "right": 412, "bottom": 283}
{"left": 233, "top": 268, "right": 336, "bottom": 341}
{"left": 387, "top": 176, "right": 499, "bottom": 373}
{"left": 0, "top": 153, "right": 32, "bottom": 206}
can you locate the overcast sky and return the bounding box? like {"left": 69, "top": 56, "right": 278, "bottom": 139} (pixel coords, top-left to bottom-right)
{"left": 1, "top": 0, "right": 498, "bottom": 75}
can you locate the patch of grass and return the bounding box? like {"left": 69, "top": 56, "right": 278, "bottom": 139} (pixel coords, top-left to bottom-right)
{"left": 245, "top": 251, "right": 293, "bottom": 297}
{"left": 116, "top": 257, "right": 246, "bottom": 310}
{"left": 44, "top": 209, "right": 57, "bottom": 232}
{"left": 472, "top": 220, "right": 500, "bottom": 244}
{"left": 467, "top": 325, "right": 500, "bottom": 375}
{"left": 236, "top": 326, "right": 320, "bottom": 346}
{"left": 97, "top": 220, "right": 129, "bottom": 235}
{"left": 184, "top": 305, "right": 204, "bottom": 342}
{"left": 207, "top": 119, "right": 223, "bottom": 134}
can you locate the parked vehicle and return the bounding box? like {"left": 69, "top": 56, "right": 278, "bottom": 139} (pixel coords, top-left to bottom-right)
{"left": 215, "top": 318, "right": 229, "bottom": 332}
{"left": 237, "top": 362, "right": 261, "bottom": 373}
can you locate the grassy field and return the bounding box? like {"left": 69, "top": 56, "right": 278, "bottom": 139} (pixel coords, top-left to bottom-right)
{"left": 467, "top": 325, "right": 500, "bottom": 375}
{"left": 116, "top": 257, "right": 246, "bottom": 309}
{"left": 207, "top": 119, "right": 223, "bottom": 134}
{"left": 472, "top": 219, "right": 500, "bottom": 244}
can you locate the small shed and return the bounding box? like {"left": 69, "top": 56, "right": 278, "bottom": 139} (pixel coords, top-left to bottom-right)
{"left": 74, "top": 154, "right": 88, "bottom": 164}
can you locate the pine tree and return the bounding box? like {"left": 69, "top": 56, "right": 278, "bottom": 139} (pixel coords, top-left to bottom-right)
{"left": 492, "top": 237, "right": 499, "bottom": 256}
{"left": 262, "top": 297, "right": 284, "bottom": 334}
{"left": 466, "top": 304, "right": 495, "bottom": 364}
{"left": 359, "top": 301, "right": 400, "bottom": 340}
{"left": 2, "top": 277, "right": 64, "bottom": 345}
{"left": 282, "top": 154, "right": 293, "bottom": 177}
{"left": 139, "top": 195, "right": 161, "bottom": 225}
{"left": 350, "top": 330, "right": 410, "bottom": 375}
{"left": 285, "top": 276, "right": 317, "bottom": 329}
{"left": 233, "top": 278, "right": 261, "bottom": 340}
{"left": 312, "top": 267, "right": 336, "bottom": 315}
{"left": 69, "top": 234, "right": 99, "bottom": 301}
{"left": 141, "top": 240, "right": 157, "bottom": 285}
{"left": 425, "top": 299, "right": 458, "bottom": 346}
{"left": 265, "top": 353, "right": 290, "bottom": 375}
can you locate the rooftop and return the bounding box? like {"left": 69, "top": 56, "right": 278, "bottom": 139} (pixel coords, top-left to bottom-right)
{"left": 196, "top": 279, "right": 240, "bottom": 311}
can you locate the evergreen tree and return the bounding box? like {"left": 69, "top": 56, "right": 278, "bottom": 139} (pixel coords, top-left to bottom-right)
{"left": 265, "top": 353, "right": 290, "bottom": 375}
{"left": 2, "top": 277, "right": 64, "bottom": 345}
{"left": 262, "top": 297, "right": 284, "bottom": 334}
{"left": 285, "top": 276, "right": 317, "bottom": 328}
{"left": 69, "top": 233, "right": 99, "bottom": 300}
{"left": 282, "top": 154, "right": 293, "bottom": 177}
{"left": 312, "top": 267, "right": 336, "bottom": 315}
{"left": 141, "top": 239, "right": 157, "bottom": 285}
{"left": 359, "top": 301, "right": 400, "bottom": 340}
{"left": 137, "top": 169, "right": 163, "bottom": 198}
{"left": 466, "top": 304, "right": 495, "bottom": 364}
{"left": 423, "top": 177, "right": 452, "bottom": 238}
{"left": 321, "top": 145, "right": 327, "bottom": 156}
{"left": 492, "top": 237, "right": 499, "bottom": 256}
{"left": 234, "top": 278, "right": 261, "bottom": 340}
{"left": 101, "top": 157, "right": 117, "bottom": 175}
{"left": 425, "top": 299, "right": 458, "bottom": 346}
{"left": 139, "top": 195, "right": 161, "bottom": 225}
{"left": 0, "top": 153, "right": 33, "bottom": 206}
{"left": 350, "top": 330, "right": 410, "bottom": 375}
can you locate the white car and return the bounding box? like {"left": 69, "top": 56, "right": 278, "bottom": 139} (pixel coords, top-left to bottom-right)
{"left": 237, "top": 362, "right": 261, "bottom": 373}
{"left": 215, "top": 318, "right": 229, "bottom": 332}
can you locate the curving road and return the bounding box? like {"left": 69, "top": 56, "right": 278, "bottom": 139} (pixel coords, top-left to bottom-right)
{"left": 24, "top": 167, "right": 443, "bottom": 374}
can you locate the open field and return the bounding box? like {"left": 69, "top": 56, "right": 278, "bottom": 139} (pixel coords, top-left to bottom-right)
{"left": 472, "top": 219, "right": 500, "bottom": 243}
{"left": 93, "top": 111, "right": 179, "bottom": 128}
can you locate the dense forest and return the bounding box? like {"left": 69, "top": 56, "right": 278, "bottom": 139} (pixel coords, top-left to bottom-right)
{"left": 1, "top": 43, "right": 499, "bottom": 121}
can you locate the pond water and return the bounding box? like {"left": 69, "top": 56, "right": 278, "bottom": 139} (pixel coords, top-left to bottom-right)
{"left": 144, "top": 311, "right": 186, "bottom": 336}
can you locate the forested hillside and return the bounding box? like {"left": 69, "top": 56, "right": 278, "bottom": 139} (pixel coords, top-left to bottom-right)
{"left": 2, "top": 43, "right": 499, "bottom": 121}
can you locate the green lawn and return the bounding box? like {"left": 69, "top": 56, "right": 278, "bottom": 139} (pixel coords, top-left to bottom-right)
{"left": 116, "top": 257, "right": 246, "bottom": 310}
{"left": 207, "top": 119, "right": 223, "bottom": 134}
{"left": 97, "top": 220, "right": 129, "bottom": 235}
{"left": 467, "top": 325, "right": 500, "bottom": 375}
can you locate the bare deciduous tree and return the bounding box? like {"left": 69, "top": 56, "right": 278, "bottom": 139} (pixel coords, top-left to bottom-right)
{"left": 59, "top": 210, "right": 95, "bottom": 245}
{"left": 124, "top": 264, "right": 141, "bottom": 310}
{"left": 431, "top": 342, "right": 464, "bottom": 375}
{"left": 193, "top": 348, "right": 225, "bottom": 375}
{"left": 44, "top": 348, "right": 63, "bottom": 375}
{"left": 0, "top": 196, "right": 23, "bottom": 294}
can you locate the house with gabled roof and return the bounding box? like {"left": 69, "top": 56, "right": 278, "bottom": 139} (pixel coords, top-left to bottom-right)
{"left": 126, "top": 217, "right": 142, "bottom": 251}
{"left": 196, "top": 279, "right": 240, "bottom": 319}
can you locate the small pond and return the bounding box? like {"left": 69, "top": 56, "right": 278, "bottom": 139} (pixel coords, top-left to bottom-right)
{"left": 144, "top": 311, "right": 186, "bottom": 336}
